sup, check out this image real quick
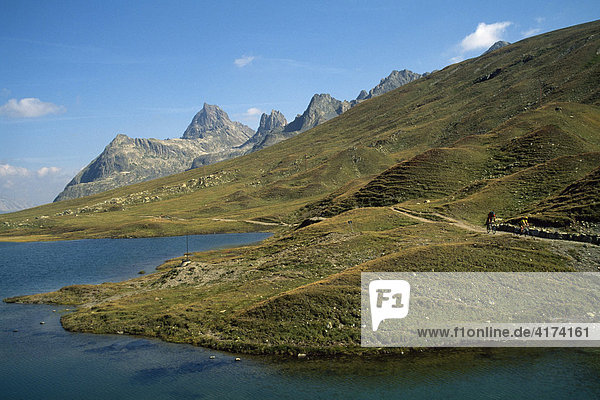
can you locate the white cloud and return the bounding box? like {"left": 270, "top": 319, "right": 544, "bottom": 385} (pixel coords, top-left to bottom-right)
{"left": 0, "top": 163, "right": 31, "bottom": 177}
{"left": 244, "top": 107, "right": 262, "bottom": 117}
{"left": 234, "top": 55, "right": 255, "bottom": 68}
{"left": 460, "top": 22, "right": 512, "bottom": 52}
{"left": 37, "top": 166, "right": 61, "bottom": 177}
{"left": 0, "top": 98, "right": 66, "bottom": 118}
{"left": 0, "top": 164, "right": 74, "bottom": 208}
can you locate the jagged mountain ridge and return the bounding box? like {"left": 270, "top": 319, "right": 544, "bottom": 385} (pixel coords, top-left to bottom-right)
{"left": 3, "top": 21, "right": 600, "bottom": 357}
{"left": 55, "top": 105, "right": 254, "bottom": 201}
{"left": 3, "top": 20, "right": 600, "bottom": 241}
{"left": 55, "top": 68, "right": 423, "bottom": 201}
{"left": 284, "top": 94, "right": 352, "bottom": 133}
{"left": 190, "top": 109, "right": 290, "bottom": 168}
{"left": 357, "top": 69, "right": 423, "bottom": 100}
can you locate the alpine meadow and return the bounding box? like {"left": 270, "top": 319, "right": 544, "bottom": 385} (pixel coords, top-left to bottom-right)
{"left": 3, "top": 20, "right": 600, "bottom": 356}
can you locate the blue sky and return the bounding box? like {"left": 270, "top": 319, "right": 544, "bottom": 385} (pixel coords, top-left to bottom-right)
{"left": 1, "top": 0, "right": 599, "bottom": 208}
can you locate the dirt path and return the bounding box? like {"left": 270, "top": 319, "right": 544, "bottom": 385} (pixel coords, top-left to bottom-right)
{"left": 212, "top": 218, "right": 290, "bottom": 227}
{"left": 390, "top": 207, "right": 599, "bottom": 255}
{"left": 391, "top": 207, "right": 491, "bottom": 234}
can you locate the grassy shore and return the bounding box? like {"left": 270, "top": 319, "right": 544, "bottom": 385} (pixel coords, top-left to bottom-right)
{"left": 6, "top": 206, "right": 597, "bottom": 356}
{"left": 2, "top": 21, "right": 600, "bottom": 355}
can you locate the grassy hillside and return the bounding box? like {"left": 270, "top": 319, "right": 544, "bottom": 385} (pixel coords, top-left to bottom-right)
{"left": 3, "top": 21, "right": 600, "bottom": 355}
{"left": 1, "top": 20, "right": 599, "bottom": 241}
{"left": 7, "top": 206, "right": 593, "bottom": 355}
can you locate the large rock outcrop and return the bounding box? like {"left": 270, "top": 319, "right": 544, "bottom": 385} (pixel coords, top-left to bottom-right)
{"left": 356, "top": 69, "right": 422, "bottom": 101}
{"left": 55, "top": 104, "right": 253, "bottom": 201}
{"left": 190, "top": 110, "right": 289, "bottom": 168}
{"left": 56, "top": 68, "right": 424, "bottom": 201}
{"left": 284, "top": 94, "right": 351, "bottom": 133}
{"left": 181, "top": 103, "right": 254, "bottom": 147}
{"left": 483, "top": 41, "right": 511, "bottom": 55}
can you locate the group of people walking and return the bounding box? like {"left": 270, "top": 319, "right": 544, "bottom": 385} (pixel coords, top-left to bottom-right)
{"left": 485, "top": 211, "right": 529, "bottom": 234}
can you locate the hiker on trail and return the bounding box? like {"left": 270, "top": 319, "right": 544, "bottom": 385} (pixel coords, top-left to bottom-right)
{"left": 486, "top": 211, "right": 497, "bottom": 233}
{"left": 486, "top": 211, "right": 496, "bottom": 226}
{"left": 519, "top": 216, "right": 529, "bottom": 235}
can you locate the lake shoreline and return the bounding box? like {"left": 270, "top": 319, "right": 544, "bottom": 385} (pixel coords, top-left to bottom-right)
{"left": 4, "top": 218, "right": 597, "bottom": 357}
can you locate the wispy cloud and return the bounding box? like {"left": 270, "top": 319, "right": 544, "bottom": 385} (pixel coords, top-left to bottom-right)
{"left": 522, "top": 17, "right": 546, "bottom": 39}
{"left": 232, "top": 107, "right": 264, "bottom": 128}
{"left": 0, "top": 88, "right": 10, "bottom": 97}
{"left": 460, "top": 22, "right": 512, "bottom": 52}
{"left": 269, "top": 57, "right": 348, "bottom": 74}
{"left": 244, "top": 107, "right": 262, "bottom": 117}
{"left": 522, "top": 28, "right": 541, "bottom": 38}
{"left": 0, "top": 98, "right": 66, "bottom": 118}
{"left": 233, "top": 54, "right": 347, "bottom": 74}
{"left": 234, "top": 55, "right": 255, "bottom": 68}
{"left": 0, "top": 163, "right": 72, "bottom": 207}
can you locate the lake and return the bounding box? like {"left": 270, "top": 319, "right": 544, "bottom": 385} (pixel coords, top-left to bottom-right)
{"left": 1, "top": 234, "right": 599, "bottom": 399}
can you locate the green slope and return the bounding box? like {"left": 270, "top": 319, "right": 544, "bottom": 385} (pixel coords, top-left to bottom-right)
{"left": 1, "top": 20, "right": 599, "bottom": 241}
{"left": 3, "top": 21, "right": 600, "bottom": 356}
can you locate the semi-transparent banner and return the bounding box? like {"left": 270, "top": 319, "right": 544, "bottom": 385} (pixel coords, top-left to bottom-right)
{"left": 361, "top": 272, "right": 600, "bottom": 347}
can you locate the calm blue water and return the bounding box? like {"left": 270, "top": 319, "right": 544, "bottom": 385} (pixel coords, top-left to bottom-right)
{"left": 1, "top": 234, "right": 600, "bottom": 399}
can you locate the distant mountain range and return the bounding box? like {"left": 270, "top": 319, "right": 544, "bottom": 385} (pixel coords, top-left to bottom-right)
{"left": 54, "top": 69, "right": 423, "bottom": 201}
{"left": 0, "top": 198, "right": 31, "bottom": 214}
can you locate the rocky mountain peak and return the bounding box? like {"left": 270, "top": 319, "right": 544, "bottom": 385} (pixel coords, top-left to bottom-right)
{"left": 181, "top": 103, "right": 253, "bottom": 141}
{"left": 483, "top": 41, "right": 511, "bottom": 55}
{"left": 55, "top": 69, "right": 423, "bottom": 202}
{"left": 284, "top": 94, "right": 351, "bottom": 133}
{"left": 55, "top": 103, "right": 255, "bottom": 202}
{"left": 257, "top": 110, "right": 287, "bottom": 135}
{"left": 356, "top": 90, "right": 369, "bottom": 101}
{"left": 110, "top": 133, "right": 132, "bottom": 145}
{"left": 360, "top": 69, "right": 422, "bottom": 100}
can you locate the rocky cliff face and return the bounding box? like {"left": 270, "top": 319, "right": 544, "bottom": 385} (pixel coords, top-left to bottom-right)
{"left": 246, "top": 109, "right": 290, "bottom": 151}
{"left": 483, "top": 41, "right": 511, "bottom": 55}
{"left": 357, "top": 69, "right": 422, "bottom": 100}
{"left": 56, "top": 69, "right": 423, "bottom": 202}
{"left": 257, "top": 110, "right": 287, "bottom": 135}
{"left": 181, "top": 103, "right": 254, "bottom": 149}
{"left": 54, "top": 135, "right": 215, "bottom": 201}
{"left": 190, "top": 109, "right": 289, "bottom": 168}
{"left": 284, "top": 94, "right": 351, "bottom": 133}
{"left": 55, "top": 104, "right": 254, "bottom": 202}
